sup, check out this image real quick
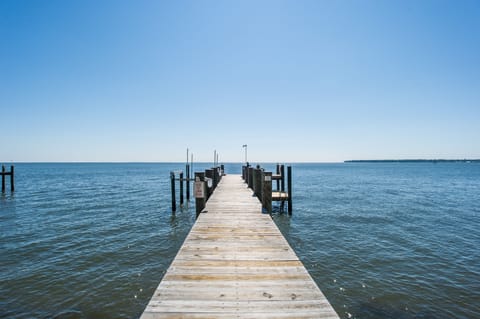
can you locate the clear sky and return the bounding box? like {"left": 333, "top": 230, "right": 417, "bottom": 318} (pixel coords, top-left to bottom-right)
{"left": 1, "top": 0, "right": 479, "bottom": 162}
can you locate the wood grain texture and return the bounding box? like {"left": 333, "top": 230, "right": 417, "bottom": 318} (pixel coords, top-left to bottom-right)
{"left": 140, "top": 175, "right": 339, "bottom": 319}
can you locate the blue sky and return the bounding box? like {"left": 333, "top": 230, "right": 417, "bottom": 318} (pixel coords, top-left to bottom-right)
{"left": 1, "top": 0, "right": 479, "bottom": 162}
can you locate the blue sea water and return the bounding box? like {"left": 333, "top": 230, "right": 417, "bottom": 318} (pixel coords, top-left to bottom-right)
{"left": 1, "top": 162, "right": 479, "bottom": 319}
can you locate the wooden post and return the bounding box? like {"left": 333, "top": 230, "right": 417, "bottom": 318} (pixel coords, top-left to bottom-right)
{"left": 276, "top": 164, "right": 280, "bottom": 191}
{"left": 179, "top": 171, "right": 184, "bottom": 206}
{"left": 10, "top": 165, "right": 15, "bottom": 192}
{"left": 212, "top": 167, "right": 218, "bottom": 189}
{"left": 248, "top": 166, "right": 254, "bottom": 189}
{"left": 10, "top": 166, "right": 14, "bottom": 192}
{"left": 205, "top": 169, "right": 214, "bottom": 199}
{"left": 195, "top": 172, "right": 206, "bottom": 218}
{"left": 262, "top": 171, "right": 272, "bottom": 213}
{"left": 220, "top": 164, "right": 224, "bottom": 176}
{"left": 254, "top": 167, "right": 262, "bottom": 200}
{"left": 280, "top": 164, "right": 285, "bottom": 192}
{"left": 186, "top": 164, "right": 190, "bottom": 201}
{"left": 287, "top": 166, "right": 292, "bottom": 214}
{"left": 251, "top": 168, "right": 257, "bottom": 193}
{"left": 170, "top": 172, "right": 176, "bottom": 212}
{"left": 1, "top": 165, "right": 5, "bottom": 193}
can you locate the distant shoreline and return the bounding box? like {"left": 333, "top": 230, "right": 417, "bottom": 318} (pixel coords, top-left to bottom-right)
{"left": 345, "top": 159, "right": 480, "bottom": 163}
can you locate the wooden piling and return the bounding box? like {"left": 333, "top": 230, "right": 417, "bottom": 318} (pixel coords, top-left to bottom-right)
{"left": 186, "top": 164, "right": 190, "bottom": 201}
{"left": 276, "top": 164, "right": 280, "bottom": 190}
{"left": 179, "top": 171, "right": 184, "bottom": 205}
{"left": 10, "top": 166, "right": 14, "bottom": 192}
{"left": 170, "top": 172, "right": 176, "bottom": 212}
{"left": 281, "top": 164, "right": 285, "bottom": 192}
{"left": 262, "top": 171, "right": 272, "bottom": 213}
{"left": 205, "top": 169, "right": 214, "bottom": 199}
{"left": 287, "top": 166, "right": 292, "bottom": 214}
{"left": 1, "top": 166, "right": 5, "bottom": 193}
{"left": 248, "top": 166, "right": 254, "bottom": 189}
{"left": 194, "top": 172, "right": 206, "bottom": 218}
{"left": 254, "top": 167, "right": 262, "bottom": 200}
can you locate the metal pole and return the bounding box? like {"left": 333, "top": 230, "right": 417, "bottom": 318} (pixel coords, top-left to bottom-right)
{"left": 242, "top": 144, "right": 248, "bottom": 163}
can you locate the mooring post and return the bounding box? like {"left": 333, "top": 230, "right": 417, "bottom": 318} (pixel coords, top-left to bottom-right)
{"left": 220, "top": 164, "right": 224, "bottom": 176}
{"left": 170, "top": 171, "right": 176, "bottom": 212}
{"left": 10, "top": 166, "right": 14, "bottom": 192}
{"left": 194, "top": 172, "right": 206, "bottom": 218}
{"left": 251, "top": 167, "right": 256, "bottom": 192}
{"left": 179, "top": 171, "right": 184, "bottom": 206}
{"left": 280, "top": 164, "right": 285, "bottom": 192}
{"left": 212, "top": 167, "right": 218, "bottom": 190}
{"left": 205, "top": 169, "right": 214, "bottom": 199}
{"left": 276, "top": 164, "right": 280, "bottom": 191}
{"left": 248, "top": 166, "right": 254, "bottom": 189}
{"left": 186, "top": 164, "right": 190, "bottom": 201}
{"left": 262, "top": 171, "right": 272, "bottom": 213}
{"left": 287, "top": 166, "right": 292, "bottom": 214}
{"left": 1, "top": 165, "right": 5, "bottom": 193}
{"left": 254, "top": 166, "right": 262, "bottom": 200}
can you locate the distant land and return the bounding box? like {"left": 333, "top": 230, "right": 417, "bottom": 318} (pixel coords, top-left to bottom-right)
{"left": 345, "top": 159, "right": 480, "bottom": 163}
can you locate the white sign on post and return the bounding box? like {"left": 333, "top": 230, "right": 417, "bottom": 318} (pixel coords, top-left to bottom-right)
{"left": 264, "top": 175, "right": 272, "bottom": 182}
{"left": 195, "top": 181, "right": 205, "bottom": 198}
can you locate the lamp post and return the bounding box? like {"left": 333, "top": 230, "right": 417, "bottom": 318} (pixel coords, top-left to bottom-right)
{"left": 242, "top": 144, "right": 248, "bottom": 164}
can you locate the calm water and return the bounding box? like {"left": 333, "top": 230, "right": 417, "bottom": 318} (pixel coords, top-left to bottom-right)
{"left": 1, "top": 163, "right": 479, "bottom": 319}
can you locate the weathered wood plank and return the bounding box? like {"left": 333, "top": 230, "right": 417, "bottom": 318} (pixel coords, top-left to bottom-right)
{"left": 140, "top": 174, "right": 339, "bottom": 319}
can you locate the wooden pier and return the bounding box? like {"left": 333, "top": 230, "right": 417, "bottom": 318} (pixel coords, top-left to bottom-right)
{"left": 141, "top": 174, "right": 339, "bottom": 319}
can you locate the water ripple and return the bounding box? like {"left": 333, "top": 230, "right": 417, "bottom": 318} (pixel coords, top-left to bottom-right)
{"left": 1, "top": 163, "right": 479, "bottom": 319}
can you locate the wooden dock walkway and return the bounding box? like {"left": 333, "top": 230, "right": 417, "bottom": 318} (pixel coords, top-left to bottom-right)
{"left": 141, "top": 174, "right": 339, "bottom": 319}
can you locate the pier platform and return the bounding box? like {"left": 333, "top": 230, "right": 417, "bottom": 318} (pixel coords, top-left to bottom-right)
{"left": 141, "top": 174, "right": 339, "bottom": 319}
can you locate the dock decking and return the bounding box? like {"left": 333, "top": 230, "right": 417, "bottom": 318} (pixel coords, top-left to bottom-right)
{"left": 141, "top": 174, "right": 339, "bottom": 319}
